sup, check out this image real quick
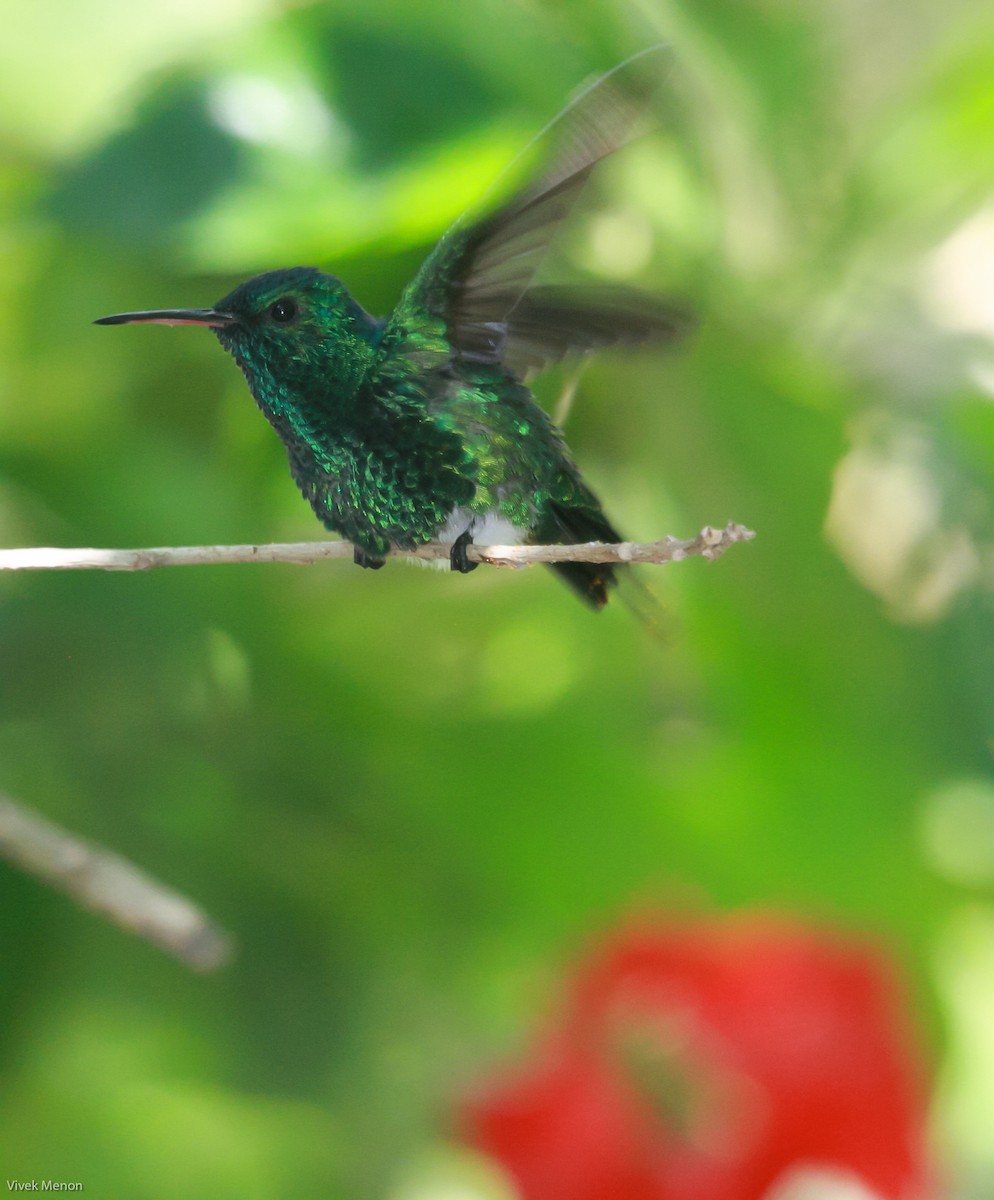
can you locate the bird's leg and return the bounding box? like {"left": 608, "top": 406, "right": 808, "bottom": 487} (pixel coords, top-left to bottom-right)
{"left": 449, "top": 530, "right": 478, "bottom": 574}
{"left": 353, "top": 545, "right": 386, "bottom": 570}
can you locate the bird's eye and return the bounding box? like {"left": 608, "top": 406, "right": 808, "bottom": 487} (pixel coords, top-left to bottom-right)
{"left": 269, "top": 298, "right": 298, "bottom": 323}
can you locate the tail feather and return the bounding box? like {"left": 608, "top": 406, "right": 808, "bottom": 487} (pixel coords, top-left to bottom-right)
{"left": 550, "top": 559, "right": 616, "bottom": 610}
{"left": 542, "top": 499, "right": 622, "bottom": 610}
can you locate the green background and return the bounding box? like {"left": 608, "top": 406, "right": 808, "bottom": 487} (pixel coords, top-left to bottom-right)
{"left": 2, "top": 0, "right": 994, "bottom": 1195}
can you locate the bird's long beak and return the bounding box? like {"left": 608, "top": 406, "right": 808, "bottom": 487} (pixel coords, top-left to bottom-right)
{"left": 93, "top": 308, "right": 237, "bottom": 328}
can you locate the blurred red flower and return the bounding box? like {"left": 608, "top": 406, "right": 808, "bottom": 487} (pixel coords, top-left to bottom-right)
{"left": 460, "top": 913, "right": 929, "bottom": 1200}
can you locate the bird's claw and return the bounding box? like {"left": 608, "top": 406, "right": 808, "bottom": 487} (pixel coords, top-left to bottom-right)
{"left": 450, "top": 530, "right": 478, "bottom": 574}
{"left": 353, "top": 545, "right": 386, "bottom": 570}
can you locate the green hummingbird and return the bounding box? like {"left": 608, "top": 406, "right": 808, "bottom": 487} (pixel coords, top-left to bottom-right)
{"left": 96, "top": 50, "right": 687, "bottom": 608}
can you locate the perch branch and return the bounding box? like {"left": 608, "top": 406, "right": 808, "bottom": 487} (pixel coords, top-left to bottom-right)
{"left": 0, "top": 793, "right": 232, "bottom": 971}
{"left": 0, "top": 523, "right": 754, "bottom": 573}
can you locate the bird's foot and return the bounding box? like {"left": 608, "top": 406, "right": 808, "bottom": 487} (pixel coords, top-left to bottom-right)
{"left": 353, "top": 545, "right": 386, "bottom": 570}
{"left": 449, "top": 530, "right": 478, "bottom": 574}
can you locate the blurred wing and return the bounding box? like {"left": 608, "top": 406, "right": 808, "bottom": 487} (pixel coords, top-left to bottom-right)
{"left": 492, "top": 284, "right": 693, "bottom": 377}
{"left": 373, "top": 46, "right": 684, "bottom": 386}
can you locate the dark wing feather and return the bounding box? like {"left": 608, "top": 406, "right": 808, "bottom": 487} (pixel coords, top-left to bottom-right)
{"left": 376, "top": 46, "right": 683, "bottom": 381}
{"left": 477, "top": 284, "right": 693, "bottom": 377}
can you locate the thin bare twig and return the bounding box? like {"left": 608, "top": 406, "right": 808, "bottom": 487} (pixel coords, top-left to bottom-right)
{"left": 0, "top": 793, "right": 232, "bottom": 971}
{"left": 0, "top": 523, "right": 754, "bottom": 573}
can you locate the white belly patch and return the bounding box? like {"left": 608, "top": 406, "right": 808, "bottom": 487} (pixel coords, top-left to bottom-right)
{"left": 403, "top": 507, "right": 526, "bottom": 571}
{"left": 438, "top": 507, "right": 526, "bottom": 547}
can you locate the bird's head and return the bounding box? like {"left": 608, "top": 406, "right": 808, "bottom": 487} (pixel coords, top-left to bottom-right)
{"left": 95, "top": 267, "right": 380, "bottom": 400}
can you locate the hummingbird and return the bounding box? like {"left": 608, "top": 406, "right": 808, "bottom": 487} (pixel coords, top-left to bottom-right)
{"left": 96, "top": 49, "right": 687, "bottom": 608}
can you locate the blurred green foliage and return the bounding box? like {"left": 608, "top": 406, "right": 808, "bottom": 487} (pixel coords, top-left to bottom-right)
{"left": 3, "top": 0, "right": 994, "bottom": 1196}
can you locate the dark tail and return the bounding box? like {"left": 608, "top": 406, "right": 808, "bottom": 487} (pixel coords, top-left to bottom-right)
{"left": 542, "top": 499, "right": 622, "bottom": 610}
